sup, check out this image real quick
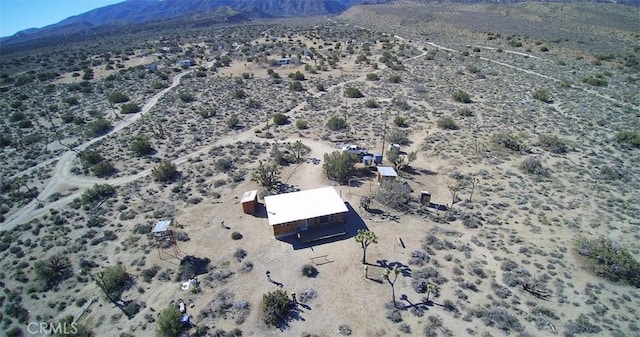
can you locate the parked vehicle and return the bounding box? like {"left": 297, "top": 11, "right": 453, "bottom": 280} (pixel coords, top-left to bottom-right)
{"left": 341, "top": 144, "right": 368, "bottom": 156}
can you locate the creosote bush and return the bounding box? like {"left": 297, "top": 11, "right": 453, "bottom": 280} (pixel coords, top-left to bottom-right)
{"left": 492, "top": 133, "right": 526, "bottom": 152}
{"left": 615, "top": 130, "right": 640, "bottom": 148}
{"left": 575, "top": 236, "right": 640, "bottom": 287}
{"left": 452, "top": 89, "right": 471, "bottom": 103}
{"left": 538, "top": 134, "right": 568, "bottom": 154}
{"left": 295, "top": 119, "right": 308, "bottom": 130}
{"left": 520, "top": 157, "right": 549, "bottom": 178}
{"left": 326, "top": 115, "right": 348, "bottom": 131}
{"left": 436, "top": 117, "right": 459, "bottom": 130}
{"left": 532, "top": 88, "right": 552, "bottom": 103}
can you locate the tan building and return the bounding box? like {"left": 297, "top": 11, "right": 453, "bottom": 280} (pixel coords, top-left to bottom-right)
{"left": 376, "top": 166, "right": 398, "bottom": 183}
{"left": 264, "top": 186, "right": 348, "bottom": 240}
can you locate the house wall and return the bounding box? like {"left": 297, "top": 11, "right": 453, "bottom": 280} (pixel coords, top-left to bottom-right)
{"left": 272, "top": 212, "right": 347, "bottom": 237}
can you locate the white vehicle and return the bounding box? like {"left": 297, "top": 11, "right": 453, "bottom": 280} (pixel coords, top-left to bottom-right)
{"left": 342, "top": 145, "right": 367, "bottom": 156}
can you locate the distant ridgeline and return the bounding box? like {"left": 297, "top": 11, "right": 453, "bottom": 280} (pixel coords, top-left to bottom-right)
{"left": 0, "top": 0, "right": 393, "bottom": 49}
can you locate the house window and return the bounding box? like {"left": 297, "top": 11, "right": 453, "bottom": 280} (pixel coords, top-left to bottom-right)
{"left": 319, "top": 216, "right": 329, "bottom": 223}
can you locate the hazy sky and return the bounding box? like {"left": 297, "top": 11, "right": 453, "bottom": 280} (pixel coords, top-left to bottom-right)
{"left": 1, "top": 0, "right": 124, "bottom": 37}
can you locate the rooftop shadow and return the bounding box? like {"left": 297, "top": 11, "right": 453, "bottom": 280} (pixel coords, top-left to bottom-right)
{"left": 277, "top": 202, "right": 369, "bottom": 250}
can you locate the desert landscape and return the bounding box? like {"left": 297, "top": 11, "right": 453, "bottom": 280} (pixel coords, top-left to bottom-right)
{"left": 1, "top": 1, "right": 639, "bottom": 337}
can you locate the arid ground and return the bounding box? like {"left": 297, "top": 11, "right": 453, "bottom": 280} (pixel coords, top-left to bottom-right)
{"left": 1, "top": 1, "right": 639, "bottom": 337}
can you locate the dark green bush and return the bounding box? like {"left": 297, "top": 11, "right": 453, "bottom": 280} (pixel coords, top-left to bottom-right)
{"left": 231, "top": 231, "right": 243, "bottom": 240}
{"left": 538, "top": 134, "right": 568, "bottom": 154}
{"left": 436, "top": 117, "right": 459, "bottom": 130}
{"left": 151, "top": 160, "right": 179, "bottom": 182}
{"left": 326, "top": 116, "right": 348, "bottom": 131}
{"left": 273, "top": 113, "right": 288, "bottom": 125}
{"left": 120, "top": 103, "right": 141, "bottom": 114}
{"left": 575, "top": 236, "right": 640, "bottom": 287}
{"left": 262, "top": 289, "right": 291, "bottom": 327}
{"left": 92, "top": 161, "right": 117, "bottom": 177}
{"left": 615, "top": 131, "right": 640, "bottom": 148}
{"left": 532, "top": 88, "right": 552, "bottom": 103}
{"left": 129, "top": 137, "right": 153, "bottom": 156}
{"left": 492, "top": 133, "right": 526, "bottom": 152}
{"left": 86, "top": 119, "right": 113, "bottom": 137}
{"left": 344, "top": 86, "right": 364, "bottom": 98}
{"left": 295, "top": 120, "right": 308, "bottom": 130}
{"left": 452, "top": 89, "right": 471, "bottom": 103}
{"left": 107, "top": 91, "right": 129, "bottom": 104}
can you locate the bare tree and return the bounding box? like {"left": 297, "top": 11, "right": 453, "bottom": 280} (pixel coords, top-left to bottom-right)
{"left": 468, "top": 177, "right": 479, "bottom": 202}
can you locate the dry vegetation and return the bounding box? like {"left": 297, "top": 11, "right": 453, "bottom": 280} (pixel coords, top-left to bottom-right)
{"left": 1, "top": 1, "right": 639, "bottom": 337}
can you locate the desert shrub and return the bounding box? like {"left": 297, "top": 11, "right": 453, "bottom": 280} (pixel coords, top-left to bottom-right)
{"left": 288, "top": 71, "right": 305, "bottom": 81}
{"left": 262, "top": 289, "right": 291, "bottom": 326}
{"left": 323, "top": 151, "right": 358, "bottom": 184}
{"left": 520, "top": 157, "right": 549, "bottom": 178}
{"left": 326, "top": 115, "right": 348, "bottom": 131}
{"left": 107, "top": 91, "right": 129, "bottom": 104}
{"left": 81, "top": 184, "right": 116, "bottom": 205}
{"left": 34, "top": 254, "right": 73, "bottom": 290}
{"left": 532, "top": 88, "right": 552, "bottom": 103}
{"left": 290, "top": 81, "right": 304, "bottom": 91}
{"left": 408, "top": 250, "right": 430, "bottom": 266}
{"left": 365, "top": 98, "right": 380, "bottom": 108}
{"left": 437, "top": 117, "right": 459, "bottom": 130}
{"left": 226, "top": 115, "right": 240, "bottom": 128}
{"left": 120, "top": 102, "right": 141, "bottom": 114}
{"left": 492, "top": 133, "right": 526, "bottom": 152}
{"left": 564, "top": 314, "right": 602, "bottom": 336}
{"left": 231, "top": 232, "right": 243, "bottom": 240}
{"left": 295, "top": 119, "right": 308, "bottom": 130}
{"left": 615, "top": 130, "right": 640, "bottom": 148}
{"left": 178, "top": 92, "right": 195, "bottom": 103}
{"left": 129, "top": 137, "right": 153, "bottom": 156}
{"left": 233, "top": 248, "right": 247, "bottom": 262}
{"left": 214, "top": 157, "right": 234, "bottom": 172}
{"left": 273, "top": 113, "right": 288, "bottom": 125}
{"left": 92, "top": 161, "right": 116, "bottom": 177}
{"left": 6, "top": 326, "right": 23, "bottom": 337}
{"left": 152, "top": 160, "right": 179, "bottom": 182}
{"left": 491, "top": 282, "right": 512, "bottom": 299}
{"left": 86, "top": 119, "right": 113, "bottom": 137}
{"left": 582, "top": 77, "right": 608, "bottom": 87}
{"left": 141, "top": 265, "right": 160, "bottom": 282}
{"left": 95, "top": 264, "right": 131, "bottom": 301}
{"left": 388, "top": 74, "right": 402, "bottom": 83}
{"left": 177, "top": 255, "right": 210, "bottom": 281}
{"left": 479, "top": 305, "right": 523, "bottom": 332}
{"left": 500, "top": 260, "right": 518, "bottom": 271}
{"left": 393, "top": 116, "right": 407, "bottom": 127}
{"left": 299, "top": 288, "right": 316, "bottom": 303}
{"left": 575, "top": 236, "right": 640, "bottom": 287}
{"left": 337, "top": 324, "right": 352, "bottom": 335}
{"left": 301, "top": 264, "right": 318, "bottom": 278}
{"left": 375, "top": 180, "right": 412, "bottom": 211}
{"left": 156, "top": 306, "right": 185, "bottom": 337}
{"left": 599, "top": 165, "right": 623, "bottom": 181}
{"left": 344, "top": 86, "right": 364, "bottom": 98}
{"left": 366, "top": 73, "right": 380, "bottom": 81}
{"left": 386, "top": 128, "right": 409, "bottom": 145}
{"left": 538, "top": 134, "right": 568, "bottom": 154}
{"left": 387, "top": 308, "right": 403, "bottom": 322}
{"left": 452, "top": 89, "right": 471, "bottom": 103}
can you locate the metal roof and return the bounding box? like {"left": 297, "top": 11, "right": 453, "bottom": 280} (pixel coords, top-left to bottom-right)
{"left": 263, "top": 187, "right": 348, "bottom": 226}
{"left": 377, "top": 166, "right": 398, "bottom": 177}
{"left": 241, "top": 190, "right": 258, "bottom": 203}
{"left": 152, "top": 220, "right": 172, "bottom": 233}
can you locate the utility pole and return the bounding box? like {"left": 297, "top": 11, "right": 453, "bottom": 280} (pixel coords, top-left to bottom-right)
{"left": 381, "top": 111, "right": 387, "bottom": 161}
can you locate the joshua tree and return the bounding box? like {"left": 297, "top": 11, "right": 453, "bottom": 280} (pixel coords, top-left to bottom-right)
{"left": 383, "top": 266, "right": 401, "bottom": 307}
{"left": 355, "top": 229, "right": 378, "bottom": 264}
{"left": 468, "top": 177, "right": 479, "bottom": 202}
{"left": 251, "top": 160, "right": 280, "bottom": 191}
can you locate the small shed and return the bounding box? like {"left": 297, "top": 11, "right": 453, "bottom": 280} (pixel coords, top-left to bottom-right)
{"left": 420, "top": 191, "right": 431, "bottom": 206}
{"left": 153, "top": 219, "right": 172, "bottom": 234}
{"left": 241, "top": 190, "right": 258, "bottom": 215}
{"left": 377, "top": 166, "right": 397, "bottom": 183}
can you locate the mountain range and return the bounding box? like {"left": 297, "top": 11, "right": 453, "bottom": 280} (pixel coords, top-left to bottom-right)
{"left": 2, "top": 0, "right": 638, "bottom": 47}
